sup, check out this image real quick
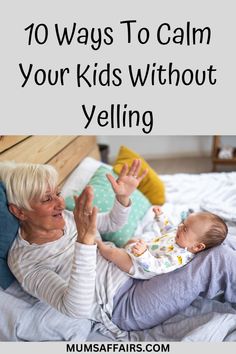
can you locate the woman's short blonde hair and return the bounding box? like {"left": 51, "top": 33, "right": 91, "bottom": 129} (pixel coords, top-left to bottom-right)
{"left": 0, "top": 161, "right": 58, "bottom": 210}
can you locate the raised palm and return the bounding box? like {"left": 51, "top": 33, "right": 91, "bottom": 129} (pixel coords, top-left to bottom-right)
{"left": 73, "top": 186, "right": 98, "bottom": 245}
{"left": 107, "top": 159, "right": 148, "bottom": 198}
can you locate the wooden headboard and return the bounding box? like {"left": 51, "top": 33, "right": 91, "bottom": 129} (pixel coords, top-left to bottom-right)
{"left": 0, "top": 136, "right": 100, "bottom": 186}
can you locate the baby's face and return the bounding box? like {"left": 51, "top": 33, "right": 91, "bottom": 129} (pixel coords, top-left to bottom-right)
{"left": 176, "top": 213, "right": 209, "bottom": 252}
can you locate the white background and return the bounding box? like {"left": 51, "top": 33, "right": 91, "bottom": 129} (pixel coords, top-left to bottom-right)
{"left": 1, "top": 0, "right": 236, "bottom": 134}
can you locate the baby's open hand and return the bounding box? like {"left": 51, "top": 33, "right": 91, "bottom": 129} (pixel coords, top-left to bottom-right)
{"left": 131, "top": 239, "right": 147, "bottom": 256}
{"left": 153, "top": 206, "right": 163, "bottom": 217}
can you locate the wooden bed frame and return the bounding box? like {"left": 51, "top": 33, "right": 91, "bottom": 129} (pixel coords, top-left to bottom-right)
{"left": 0, "top": 136, "right": 100, "bottom": 186}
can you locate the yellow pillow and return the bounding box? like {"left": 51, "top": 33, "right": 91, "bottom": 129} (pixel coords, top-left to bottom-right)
{"left": 113, "top": 146, "right": 165, "bottom": 205}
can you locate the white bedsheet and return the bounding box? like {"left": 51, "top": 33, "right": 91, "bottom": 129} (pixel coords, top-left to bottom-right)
{"left": 1, "top": 168, "right": 236, "bottom": 342}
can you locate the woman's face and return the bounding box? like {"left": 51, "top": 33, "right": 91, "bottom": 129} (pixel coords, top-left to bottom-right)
{"left": 22, "top": 188, "right": 66, "bottom": 233}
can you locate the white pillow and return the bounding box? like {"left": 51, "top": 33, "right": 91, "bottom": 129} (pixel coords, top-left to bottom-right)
{"left": 61, "top": 157, "right": 112, "bottom": 197}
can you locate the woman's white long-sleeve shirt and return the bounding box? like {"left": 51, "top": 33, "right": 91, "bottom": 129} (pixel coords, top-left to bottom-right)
{"left": 8, "top": 199, "right": 130, "bottom": 337}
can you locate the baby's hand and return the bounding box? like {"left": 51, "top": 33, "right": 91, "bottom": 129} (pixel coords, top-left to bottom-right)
{"left": 96, "top": 239, "right": 103, "bottom": 248}
{"left": 153, "top": 206, "right": 163, "bottom": 217}
{"left": 131, "top": 239, "right": 147, "bottom": 256}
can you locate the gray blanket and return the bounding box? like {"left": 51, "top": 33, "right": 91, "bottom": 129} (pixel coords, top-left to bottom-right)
{"left": 1, "top": 240, "right": 236, "bottom": 342}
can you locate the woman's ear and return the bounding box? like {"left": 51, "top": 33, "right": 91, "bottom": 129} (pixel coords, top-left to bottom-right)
{"left": 9, "top": 203, "right": 27, "bottom": 221}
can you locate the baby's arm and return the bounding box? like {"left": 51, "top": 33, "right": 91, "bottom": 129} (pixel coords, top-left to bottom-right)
{"left": 153, "top": 206, "right": 174, "bottom": 234}
{"left": 96, "top": 240, "right": 133, "bottom": 273}
{"left": 130, "top": 239, "right": 147, "bottom": 256}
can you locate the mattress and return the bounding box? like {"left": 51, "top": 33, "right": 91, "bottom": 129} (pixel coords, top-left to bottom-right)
{"left": 1, "top": 158, "right": 236, "bottom": 342}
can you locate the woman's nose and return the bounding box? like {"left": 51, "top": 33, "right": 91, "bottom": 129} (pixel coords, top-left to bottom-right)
{"left": 54, "top": 195, "right": 65, "bottom": 208}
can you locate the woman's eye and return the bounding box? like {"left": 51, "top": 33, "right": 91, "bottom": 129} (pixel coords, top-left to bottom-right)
{"left": 56, "top": 191, "right": 62, "bottom": 197}
{"left": 42, "top": 196, "right": 52, "bottom": 202}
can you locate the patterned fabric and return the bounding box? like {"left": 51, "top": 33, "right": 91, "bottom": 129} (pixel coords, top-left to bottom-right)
{"left": 125, "top": 213, "right": 194, "bottom": 279}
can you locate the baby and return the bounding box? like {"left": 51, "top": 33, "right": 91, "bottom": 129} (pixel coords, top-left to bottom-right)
{"left": 97, "top": 207, "right": 228, "bottom": 279}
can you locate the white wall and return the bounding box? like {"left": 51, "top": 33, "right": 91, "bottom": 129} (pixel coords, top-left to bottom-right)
{"left": 97, "top": 136, "right": 236, "bottom": 161}
{"left": 97, "top": 136, "right": 214, "bottom": 161}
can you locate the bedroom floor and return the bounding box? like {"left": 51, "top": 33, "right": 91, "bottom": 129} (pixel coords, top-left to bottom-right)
{"left": 147, "top": 156, "right": 236, "bottom": 174}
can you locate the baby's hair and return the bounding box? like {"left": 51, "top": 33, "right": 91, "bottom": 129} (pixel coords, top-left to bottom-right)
{"left": 200, "top": 212, "right": 228, "bottom": 249}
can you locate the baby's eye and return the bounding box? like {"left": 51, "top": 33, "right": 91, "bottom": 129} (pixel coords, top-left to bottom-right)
{"left": 180, "top": 222, "right": 187, "bottom": 233}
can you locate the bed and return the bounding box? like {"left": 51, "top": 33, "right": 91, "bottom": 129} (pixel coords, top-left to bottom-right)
{"left": 0, "top": 135, "right": 236, "bottom": 342}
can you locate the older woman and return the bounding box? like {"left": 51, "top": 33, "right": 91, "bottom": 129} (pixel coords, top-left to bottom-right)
{"left": 1, "top": 160, "right": 236, "bottom": 337}
{"left": 0, "top": 160, "right": 147, "bottom": 336}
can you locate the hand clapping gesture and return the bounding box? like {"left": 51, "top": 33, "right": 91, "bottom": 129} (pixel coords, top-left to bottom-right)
{"left": 106, "top": 159, "right": 148, "bottom": 207}
{"left": 73, "top": 159, "right": 148, "bottom": 245}
{"left": 73, "top": 186, "right": 98, "bottom": 245}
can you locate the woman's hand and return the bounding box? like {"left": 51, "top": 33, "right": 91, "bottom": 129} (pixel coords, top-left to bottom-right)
{"left": 106, "top": 159, "right": 148, "bottom": 207}
{"left": 73, "top": 186, "right": 98, "bottom": 245}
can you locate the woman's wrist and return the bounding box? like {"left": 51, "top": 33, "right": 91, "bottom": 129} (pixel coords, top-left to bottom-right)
{"left": 76, "top": 232, "right": 96, "bottom": 245}
{"left": 76, "top": 238, "right": 96, "bottom": 245}
{"left": 116, "top": 195, "right": 130, "bottom": 207}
